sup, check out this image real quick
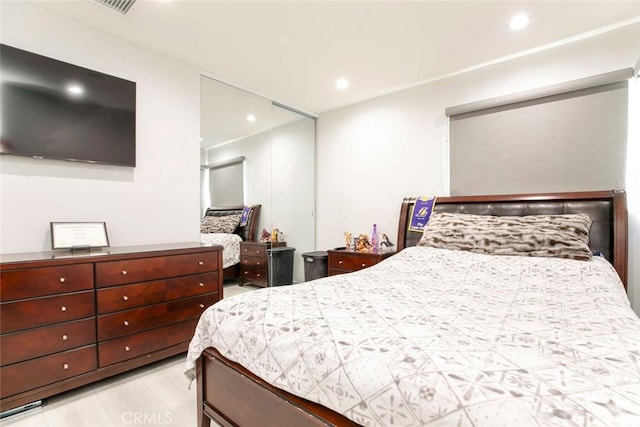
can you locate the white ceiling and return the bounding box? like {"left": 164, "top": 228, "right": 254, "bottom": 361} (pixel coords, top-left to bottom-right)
{"left": 31, "top": 0, "right": 640, "bottom": 146}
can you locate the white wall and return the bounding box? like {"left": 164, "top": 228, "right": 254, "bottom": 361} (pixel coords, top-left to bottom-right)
{"left": 317, "top": 23, "right": 640, "bottom": 311}
{"left": 0, "top": 2, "right": 202, "bottom": 253}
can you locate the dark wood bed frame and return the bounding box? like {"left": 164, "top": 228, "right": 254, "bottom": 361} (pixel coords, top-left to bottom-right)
{"left": 203, "top": 205, "right": 261, "bottom": 281}
{"left": 196, "top": 191, "right": 628, "bottom": 427}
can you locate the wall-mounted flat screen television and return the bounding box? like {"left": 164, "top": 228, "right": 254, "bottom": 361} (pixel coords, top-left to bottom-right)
{"left": 0, "top": 44, "right": 136, "bottom": 167}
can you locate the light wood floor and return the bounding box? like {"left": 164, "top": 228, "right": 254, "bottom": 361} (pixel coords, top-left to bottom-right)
{"left": 1, "top": 281, "right": 257, "bottom": 427}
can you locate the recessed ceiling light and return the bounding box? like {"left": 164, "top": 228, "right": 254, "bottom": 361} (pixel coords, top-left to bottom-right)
{"left": 246, "top": 114, "right": 256, "bottom": 122}
{"left": 509, "top": 13, "right": 529, "bottom": 31}
{"left": 336, "top": 78, "right": 349, "bottom": 90}
{"left": 66, "top": 84, "right": 84, "bottom": 96}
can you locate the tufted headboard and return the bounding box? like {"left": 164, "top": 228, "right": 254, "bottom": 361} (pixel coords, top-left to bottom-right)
{"left": 397, "top": 191, "right": 628, "bottom": 289}
{"left": 204, "top": 205, "right": 261, "bottom": 242}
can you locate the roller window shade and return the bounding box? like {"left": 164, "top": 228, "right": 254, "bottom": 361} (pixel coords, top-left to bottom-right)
{"left": 209, "top": 161, "right": 244, "bottom": 206}
{"left": 449, "top": 79, "right": 628, "bottom": 195}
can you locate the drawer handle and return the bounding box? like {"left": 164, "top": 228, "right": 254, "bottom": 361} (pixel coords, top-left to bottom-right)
{"left": 62, "top": 334, "right": 68, "bottom": 341}
{"left": 198, "top": 261, "right": 204, "bottom": 266}
{"left": 256, "top": 273, "right": 261, "bottom": 277}
{"left": 61, "top": 306, "right": 67, "bottom": 312}
{"left": 199, "top": 282, "right": 205, "bottom": 287}
{"left": 199, "top": 304, "right": 205, "bottom": 308}
{"left": 257, "top": 262, "right": 261, "bottom": 265}
{"left": 59, "top": 277, "right": 66, "bottom": 283}
{"left": 123, "top": 295, "right": 129, "bottom": 301}
{"left": 338, "top": 260, "right": 344, "bottom": 264}
{"left": 244, "top": 249, "right": 248, "bottom": 252}
{"left": 122, "top": 270, "right": 128, "bottom": 275}
{"left": 63, "top": 363, "right": 69, "bottom": 370}
{"left": 125, "top": 346, "right": 130, "bottom": 352}
{"left": 124, "top": 321, "right": 130, "bottom": 326}
{"left": 361, "top": 263, "right": 366, "bottom": 267}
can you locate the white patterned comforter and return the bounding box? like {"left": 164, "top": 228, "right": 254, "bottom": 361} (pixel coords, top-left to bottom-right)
{"left": 185, "top": 246, "right": 640, "bottom": 426}
{"left": 200, "top": 233, "right": 242, "bottom": 269}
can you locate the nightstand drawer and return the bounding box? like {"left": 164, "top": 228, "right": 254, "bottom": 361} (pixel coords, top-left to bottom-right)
{"left": 241, "top": 245, "right": 268, "bottom": 258}
{"left": 327, "top": 250, "right": 396, "bottom": 276}
{"left": 241, "top": 256, "right": 266, "bottom": 269}
{"left": 329, "top": 253, "right": 379, "bottom": 271}
{"left": 96, "top": 252, "right": 218, "bottom": 287}
{"left": 241, "top": 267, "right": 268, "bottom": 285}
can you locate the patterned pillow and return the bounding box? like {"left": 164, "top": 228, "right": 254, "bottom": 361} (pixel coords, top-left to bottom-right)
{"left": 201, "top": 214, "right": 241, "bottom": 234}
{"left": 417, "top": 212, "right": 593, "bottom": 261}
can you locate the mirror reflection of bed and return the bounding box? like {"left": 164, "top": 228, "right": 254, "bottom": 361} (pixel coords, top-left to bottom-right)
{"left": 199, "top": 205, "right": 261, "bottom": 288}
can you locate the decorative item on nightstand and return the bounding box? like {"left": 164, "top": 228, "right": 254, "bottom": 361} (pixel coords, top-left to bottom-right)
{"left": 381, "top": 233, "right": 394, "bottom": 249}
{"left": 259, "top": 228, "right": 285, "bottom": 243}
{"left": 355, "top": 234, "right": 372, "bottom": 253}
{"left": 371, "top": 224, "right": 379, "bottom": 254}
{"left": 344, "top": 231, "right": 352, "bottom": 251}
{"left": 259, "top": 229, "right": 271, "bottom": 243}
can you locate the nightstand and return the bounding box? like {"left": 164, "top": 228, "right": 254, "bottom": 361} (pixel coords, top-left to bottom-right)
{"left": 327, "top": 249, "right": 396, "bottom": 276}
{"left": 240, "top": 241, "right": 286, "bottom": 287}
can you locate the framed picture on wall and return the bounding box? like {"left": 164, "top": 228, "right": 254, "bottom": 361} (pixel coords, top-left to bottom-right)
{"left": 50, "top": 222, "right": 110, "bottom": 250}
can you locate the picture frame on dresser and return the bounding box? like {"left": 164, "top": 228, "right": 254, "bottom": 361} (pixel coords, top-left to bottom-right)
{"left": 50, "top": 222, "right": 110, "bottom": 251}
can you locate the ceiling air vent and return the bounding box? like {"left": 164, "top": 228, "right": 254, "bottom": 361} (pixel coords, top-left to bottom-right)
{"left": 91, "top": 0, "right": 137, "bottom": 15}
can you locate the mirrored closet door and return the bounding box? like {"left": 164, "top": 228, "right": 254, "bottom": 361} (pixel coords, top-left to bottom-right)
{"left": 200, "top": 76, "right": 316, "bottom": 283}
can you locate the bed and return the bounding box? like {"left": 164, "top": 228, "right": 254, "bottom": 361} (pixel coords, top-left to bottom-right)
{"left": 200, "top": 205, "right": 261, "bottom": 280}
{"left": 186, "top": 191, "right": 638, "bottom": 426}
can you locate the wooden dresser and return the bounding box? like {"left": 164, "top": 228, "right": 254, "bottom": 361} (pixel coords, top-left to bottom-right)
{"left": 327, "top": 249, "right": 396, "bottom": 276}
{"left": 0, "top": 243, "right": 222, "bottom": 413}
{"left": 239, "top": 241, "right": 285, "bottom": 287}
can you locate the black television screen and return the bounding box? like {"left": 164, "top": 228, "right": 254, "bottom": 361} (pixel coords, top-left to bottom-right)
{"left": 0, "top": 44, "right": 136, "bottom": 166}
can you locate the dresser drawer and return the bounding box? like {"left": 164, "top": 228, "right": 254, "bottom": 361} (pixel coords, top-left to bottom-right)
{"left": 98, "top": 319, "right": 197, "bottom": 367}
{"left": 329, "top": 253, "right": 379, "bottom": 272}
{"left": 96, "top": 251, "right": 219, "bottom": 287}
{"left": 0, "top": 345, "right": 97, "bottom": 398}
{"left": 0, "top": 291, "right": 95, "bottom": 334}
{"left": 0, "top": 264, "right": 93, "bottom": 302}
{"left": 241, "top": 267, "right": 268, "bottom": 285}
{"left": 97, "top": 294, "right": 214, "bottom": 340}
{"left": 1, "top": 318, "right": 95, "bottom": 365}
{"left": 96, "top": 272, "right": 219, "bottom": 314}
